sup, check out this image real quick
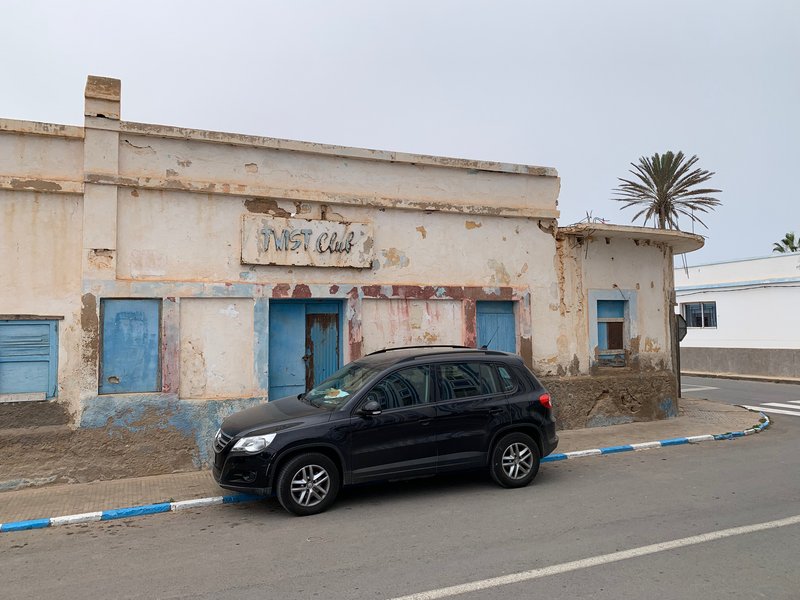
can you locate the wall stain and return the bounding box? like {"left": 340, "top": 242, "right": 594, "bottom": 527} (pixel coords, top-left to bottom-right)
{"left": 487, "top": 259, "right": 512, "bottom": 285}
{"left": 465, "top": 220, "right": 482, "bottom": 230}
{"left": 382, "top": 248, "right": 410, "bottom": 268}
{"left": 416, "top": 225, "right": 427, "bottom": 239}
{"left": 81, "top": 293, "right": 99, "bottom": 371}
{"left": 245, "top": 198, "right": 292, "bottom": 217}
{"left": 292, "top": 284, "right": 312, "bottom": 298}
{"left": 10, "top": 179, "right": 62, "bottom": 192}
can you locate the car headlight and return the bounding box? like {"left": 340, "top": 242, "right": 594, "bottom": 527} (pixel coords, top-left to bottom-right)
{"left": 232, "top": 433, "right": 277, "bottom": 453}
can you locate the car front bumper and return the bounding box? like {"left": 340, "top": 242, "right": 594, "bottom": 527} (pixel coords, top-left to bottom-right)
{"left": 212, "top": 451, "right": 274, "bottom": 497}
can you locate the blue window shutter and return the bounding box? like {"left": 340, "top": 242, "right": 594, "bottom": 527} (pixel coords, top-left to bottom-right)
{"left": 476, "top": 301, "right": 516, "bottom": 353}
{"left": 0, "top": 320, "right": 58, "bottom": 398}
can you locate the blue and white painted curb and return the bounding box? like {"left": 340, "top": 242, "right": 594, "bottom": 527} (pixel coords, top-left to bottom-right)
{"left": 0, "top": 412, "right": 770, "bottom": 533}
{"left": 541, "top": 411, "right": 770, "bottom": 463}
{"left": 0, "top": 493, "right": 261, "bottom": 533}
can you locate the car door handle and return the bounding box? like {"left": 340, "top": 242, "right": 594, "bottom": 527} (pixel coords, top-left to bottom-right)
{"left": 420, "top": 419, "right": 433, "bottom": 426}
{"left": 489, "top": 408, "right": 504, "bottom": 415}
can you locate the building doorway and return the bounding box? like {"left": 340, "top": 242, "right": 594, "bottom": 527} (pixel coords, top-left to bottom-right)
{"left": 268, "top": 300, "right": 342, "bottom": 400}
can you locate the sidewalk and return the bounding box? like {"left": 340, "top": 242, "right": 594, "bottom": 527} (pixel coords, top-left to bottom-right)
{"left": 0, "top": 398, "right": 767, "bottom": 526}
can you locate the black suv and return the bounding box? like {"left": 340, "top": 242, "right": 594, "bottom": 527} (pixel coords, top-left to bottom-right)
{"left": 212, "top": 346, "right": 558, "bottom": 516}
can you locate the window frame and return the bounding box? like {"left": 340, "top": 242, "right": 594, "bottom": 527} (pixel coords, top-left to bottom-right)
{"left": 681, "top": 302, "right": 717, "bottom": 329}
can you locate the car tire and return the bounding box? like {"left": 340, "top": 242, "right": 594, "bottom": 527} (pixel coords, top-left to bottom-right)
{"left": 276, "top": 453, "right": 340, "bottom": 516}
{"left": 490, "top": 432, "right": 540, "bottom": 488}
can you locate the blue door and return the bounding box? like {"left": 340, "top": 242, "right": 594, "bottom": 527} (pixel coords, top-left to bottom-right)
{"left": 0, "top": 320, "right": 58, "bottom": 398}
{"left": 100, "top": 299, "right": 161, "bottom": 394}
{"left": 476, "top": 301, "right": 516, "bottom": 353}
{"left": 268, "top": 301, "right": 341, "bottom": 400}
{"left": 268, "top": 302, "right": 307, "bottom": 400}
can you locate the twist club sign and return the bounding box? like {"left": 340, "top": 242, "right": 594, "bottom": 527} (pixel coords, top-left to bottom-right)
{"left": 241, "top": 215, "right": 374, "bottom": 268}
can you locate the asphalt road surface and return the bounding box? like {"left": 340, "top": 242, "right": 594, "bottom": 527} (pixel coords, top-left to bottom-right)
{"left": 2, "top": 378, "right": 799, "bottom": 599}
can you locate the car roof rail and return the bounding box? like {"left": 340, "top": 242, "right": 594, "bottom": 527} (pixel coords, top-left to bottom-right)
{"left": 366, "top": 344, "right": 474, "bottom": 356}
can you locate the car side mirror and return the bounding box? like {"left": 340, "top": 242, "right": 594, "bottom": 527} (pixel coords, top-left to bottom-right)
{"left": 359, "top": 399, "right": 382, "bottom": 417}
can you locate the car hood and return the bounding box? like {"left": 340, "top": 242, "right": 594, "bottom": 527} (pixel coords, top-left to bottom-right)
{"left": 220, "top": 395, "right": 331, "bottom": 438}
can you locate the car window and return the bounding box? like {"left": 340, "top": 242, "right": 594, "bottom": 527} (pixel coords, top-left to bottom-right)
{"left": 437, "top": 362, "right": 498, "bottom": 401}
{"left": 366, "top": 366, "right": 432, "bottom": 411}
{"left": 304, "top": 361, "right": 384, "bottom": 409}
{"left": 496, "top": 365, "right": 516, "bottom": 392}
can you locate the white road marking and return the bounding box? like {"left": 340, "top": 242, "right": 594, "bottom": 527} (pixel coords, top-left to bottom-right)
{"left": 681, "top": 385, "right": 719, "bottom": 392}
{"left": 387, "top": 514, "right": 800, "bottom": 600}
{"left": 742, "top": 406, "right": 800, "bottom": 417}
{"left": 761, "top": 402, "right": 800, "bottom": 410}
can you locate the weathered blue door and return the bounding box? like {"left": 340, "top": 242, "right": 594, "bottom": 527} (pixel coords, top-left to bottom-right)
{"left": 476, "top": 301, "right": 516, "bottom": 353}
{"left": 0, "top": 320, "right": 58, "bottom": 398}
{"left": 269, "top": 301, "right": 341, "bottom": 400}
{"left": 100, "top": 299, "right": 161, "bottom": 394}
{"left": 268, "top": 302, "right": 307, "bottom": 400}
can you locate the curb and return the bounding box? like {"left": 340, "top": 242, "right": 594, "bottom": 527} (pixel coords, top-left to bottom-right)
{"left": 541, "top": 411, "right": 770, "bottom": 463}
{"left": 0, "top": 493, "right": 262, "bottom": 533}
{"left": 0, "top": 412, "right": 770, "bottom": 533}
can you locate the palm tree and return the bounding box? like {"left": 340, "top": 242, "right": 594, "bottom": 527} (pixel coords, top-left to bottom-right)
{"left": 773, "top": 232, "right": 799, "bottom": 253}
{"left": 612, "top": 151, "right": 722, "bottom": 230}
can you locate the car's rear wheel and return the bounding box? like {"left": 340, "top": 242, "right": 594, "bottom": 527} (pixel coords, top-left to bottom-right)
{"left": 490, "top": 432, "right": 540, "bottom": 488}
{"left": 276, "top": 453, "right": 340, "bottom": 516}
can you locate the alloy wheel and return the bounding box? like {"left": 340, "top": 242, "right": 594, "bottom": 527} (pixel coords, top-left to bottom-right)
{"left": 290, "top": 464, "right": 330, "bottom": 507}
{"left": 501, "top": 442, "right": 533, "bottom": 480}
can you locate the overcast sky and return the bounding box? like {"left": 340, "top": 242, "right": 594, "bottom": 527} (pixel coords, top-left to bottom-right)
{"left": 4, "top": 0, "right": 798, "bottom": 264}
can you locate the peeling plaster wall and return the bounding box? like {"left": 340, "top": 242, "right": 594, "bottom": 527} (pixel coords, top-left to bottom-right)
{"left": 361, "top": 299, "right": 463, "bottom": 354}
{"left": 116, "top": 188, "right": 556, "bottom": 289}
{"left": 553, "top": 235, "right": 673, "bottom": 375}
{"left": 179, "top": 298, "right": 258, "bottom": 399}
{"left": 547, "top": 234, "right": 678, "bottom": 426}
{"left": 117, "top": 132, "right": 559, "bottom": 216}
{"left": 0, "top": 189, "right": 84, "bottom": 415}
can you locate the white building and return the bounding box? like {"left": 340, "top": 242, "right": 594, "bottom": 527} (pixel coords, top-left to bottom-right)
{"left": 675, "top": 253, "right": 800, "bottom": 380}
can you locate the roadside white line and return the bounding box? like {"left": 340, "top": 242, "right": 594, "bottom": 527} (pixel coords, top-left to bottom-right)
{"left": 387, "top": 514, "right": 800, "bottom": 600}
{"left": 789, "top": 400, "right": 800, "bottom": 405}
{"left": 761, "top": 402, "right": 800, "bottom": 410}
{"left": 742, "top": 406, "right": 800, "bottom": 417}
{"left": 681, "top": 386, "right": 719, "bottom": 392}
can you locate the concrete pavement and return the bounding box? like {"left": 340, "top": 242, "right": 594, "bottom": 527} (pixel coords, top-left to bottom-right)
{"left": 0, "top": 397, "right": 767, "bottom": 526}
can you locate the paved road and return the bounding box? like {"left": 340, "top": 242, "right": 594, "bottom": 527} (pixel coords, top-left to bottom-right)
{"left": 682, "top": 375, "right": 800, "bottom": 419}
{"left": 2, "top": 382, "right": 799, "bottom": 599}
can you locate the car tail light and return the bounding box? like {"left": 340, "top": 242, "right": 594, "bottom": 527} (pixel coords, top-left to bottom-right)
{"left": 538, "top": 393, "right": 552, "bottom": 409}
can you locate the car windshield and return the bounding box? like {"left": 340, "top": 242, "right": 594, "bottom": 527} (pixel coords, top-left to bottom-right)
{"left": 303, "top": 361, "right": 383, "bottom": 409}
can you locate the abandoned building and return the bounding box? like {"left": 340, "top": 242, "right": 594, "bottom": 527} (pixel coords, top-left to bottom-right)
{"left": 0, "top": 76, "right": 704, "bottom": 481}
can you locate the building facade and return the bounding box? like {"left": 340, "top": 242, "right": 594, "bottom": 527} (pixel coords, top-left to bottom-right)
{"left": 675, "top": 254, "right": 800, "bottom": 380}
{"left": 0, "top": 77, "right": 702, "bottom": 480}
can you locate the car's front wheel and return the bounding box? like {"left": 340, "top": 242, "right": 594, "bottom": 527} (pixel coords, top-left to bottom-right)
{"left": 276, "top": 453, "right": 340, "bottom": 516}
{"left": 490, "top": 432, "right": 540, "bottom": 488}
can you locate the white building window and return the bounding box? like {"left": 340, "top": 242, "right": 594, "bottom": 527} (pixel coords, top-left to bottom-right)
{"left": 682, "top": 302, "right": 717, "bottom": 328}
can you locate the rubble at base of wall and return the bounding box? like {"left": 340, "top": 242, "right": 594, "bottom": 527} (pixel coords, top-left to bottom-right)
{"left": 541, "top": 370, "right": 678, "bottom": 430}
